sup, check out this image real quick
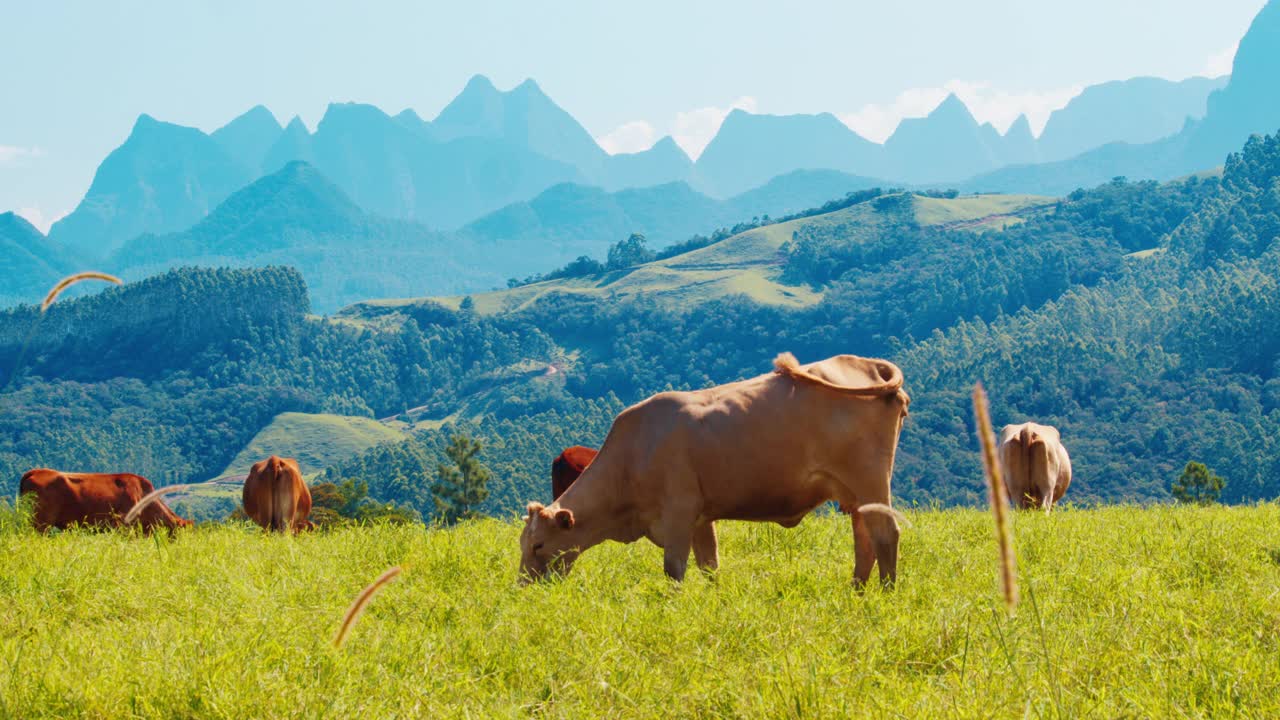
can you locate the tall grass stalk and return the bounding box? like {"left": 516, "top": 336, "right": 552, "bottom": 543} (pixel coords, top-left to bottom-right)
{"left": 334, "top": 566, "right": 402, "bottom": 648}
{"left": 4, "top": 272, "right": 122, "bottom": 393}
{"left": 123, "top": 484, "right": 191, "bottom": 525}
{"left": 972, "top": 382, "right": 1018, "bottom": 611}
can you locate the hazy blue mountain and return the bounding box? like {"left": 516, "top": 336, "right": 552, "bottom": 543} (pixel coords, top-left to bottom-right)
{"left": 0, "top": 212, "right": 82, "bottom": 307}
{"left": 964, "top": 0, "right": 1280, "bottom": 195}
{"left": 996, "top": 115, "right": 1040, "bottom": 166}
{"left": 432, "top": 74, "right": 608, "bottom": 175}
{"left": 210, "top": 105, "right": 283, "bottom": 172}
{"left": 885, "top": 94, "right": 1000, "bottom": 182}
{"left": 49, "top": 115, "right": 255, "bottom": 258}
{"left": 601, "top": 136, "right": 694, "bottom": 190}
{"left": 695, "top": 110, "right": 884, "bottom": 196}
{"left": 461, "top": 181, "right": 722, "bottom": 267}
{"left": 262, "top": 116, "right": 316, "bottom": 175}
{"left": 261, "top": 101, "right": 585, "bottom": 228}
{"left": 393, "top": 109, "right": 434, "bottom": 138}
{"left": 1037, "top": 76, "right": 1226, "bottom": 162}
{"left": 111, "top": 162, "right": 492, "bottom": 312}
{"left": 959, "top": 134, "right": 1189, "bottom": 197}
{"left": 1183, "top": 0, "right": 1280, "bottom": 168}
{"left": 725, "top": 169, "right": 884, "bottom": 217}
{"left": 460, "top": 168, "right": 884, "bottom": 272}
{"left": 51, "top": 11, "right": 1280, "bottom": 259}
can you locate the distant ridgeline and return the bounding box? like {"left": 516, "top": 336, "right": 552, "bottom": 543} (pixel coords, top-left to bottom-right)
{"left": 4, "top": 130, "right": 1280, "bottom": 515}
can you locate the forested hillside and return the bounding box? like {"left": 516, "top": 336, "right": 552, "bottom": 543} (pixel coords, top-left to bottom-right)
{"left": 4, "top": 131, "right": 1280, "bottom": 519}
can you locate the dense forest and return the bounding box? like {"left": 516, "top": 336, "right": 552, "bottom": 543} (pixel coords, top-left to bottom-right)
{"left": 4, "top": 130, "right": 1280, "bottom": 518}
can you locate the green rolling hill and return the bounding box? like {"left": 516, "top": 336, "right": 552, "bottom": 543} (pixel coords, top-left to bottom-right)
{"left": 342, "top": 191, "right": 1056, "bottom": 318}
{"left": 218, "top": 411, "right": 410, "bottom": 479}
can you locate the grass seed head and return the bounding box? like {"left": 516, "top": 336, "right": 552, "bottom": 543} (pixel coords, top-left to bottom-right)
{"left": 334, "top": 565, "right": 403, "bottom": 649}
{"left": 973, "top": 382, "right": 1018, "bottom": 611}
{"left": 41, "top": 272, "right": 122, "bottom": 311}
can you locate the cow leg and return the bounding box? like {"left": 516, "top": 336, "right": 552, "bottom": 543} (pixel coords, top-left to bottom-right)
{"left": 852, "top": 510, "right": 876, "bottom": 589}
{"left": 861, "top": 509, "right": 900, "bottom": 588}
{"left": 661, "top": 524, "right": 694, "bottom": 582}
{"left": 663, "top": 541, "right": 691, "bottom": 581}
{"left": 692, "top": 521, "right": 719, "bottom": 577}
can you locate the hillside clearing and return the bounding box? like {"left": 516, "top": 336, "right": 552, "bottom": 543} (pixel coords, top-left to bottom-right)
{"left": 219, "top": 412, "right": 410, "bottom": 478}
{"left": 2, "top": 504, "right": 1277, "bottom": 717}
{"left": 338, "top": 192, "right": 1058, "bottom": 320}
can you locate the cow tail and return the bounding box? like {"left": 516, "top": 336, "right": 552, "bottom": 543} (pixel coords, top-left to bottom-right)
{"left": 271, "top": 460, "right": 293, "bottom": 532}
{"left": 1025, "top": 430, "right": 1052, "bottom": 512}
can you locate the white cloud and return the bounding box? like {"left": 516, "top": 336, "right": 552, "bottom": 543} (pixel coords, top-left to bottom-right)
{"left": 946, "top": 81, "right": 1083, "bottom": 136}
{"left": 1200, "top": 42, "right": 1238, "bottom": 78}
{"left": 595, "top": 96, "right": 758, "bottom": 160}
{"left": 838, "top": 87, "right": 951, "bottom": 144}
{"left": 596, "top": 120, "right": 659, "bottom": 155}
{"left": 15, "top": 206, "right": 68, "bottom": 234}
{"left": 840, "top": 81, "right": 1083, "bottom": 141}
{"left": 0, "top": 145, "right": 45, "bottom": 167}
{"left": 671, "top": 96, "right": 757, "bottom": 160}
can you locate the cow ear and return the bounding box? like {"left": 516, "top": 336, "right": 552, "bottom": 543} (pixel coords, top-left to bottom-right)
{"left": 526, "top": 502, "right": 545, "bottom": 519}
{"left": 554, "top": 508, "right": 575, "bottom": 530}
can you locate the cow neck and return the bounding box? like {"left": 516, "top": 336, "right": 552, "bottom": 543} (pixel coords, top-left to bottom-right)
{"left": 555, "top": 457, "right": 640, "bottom": 547}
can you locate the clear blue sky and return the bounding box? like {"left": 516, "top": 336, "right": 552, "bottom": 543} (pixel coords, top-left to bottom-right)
{"left": 0, "top": 0, "right": 1267, "bottom": 231}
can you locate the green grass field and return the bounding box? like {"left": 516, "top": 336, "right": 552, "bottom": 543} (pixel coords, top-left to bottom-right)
{"left": 2, "top": 502, "right": 1278, "bottom": 718}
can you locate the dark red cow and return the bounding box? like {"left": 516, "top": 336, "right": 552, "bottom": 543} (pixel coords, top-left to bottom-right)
{"left": 551, "top": 446, "right": 598, "bottom": 500}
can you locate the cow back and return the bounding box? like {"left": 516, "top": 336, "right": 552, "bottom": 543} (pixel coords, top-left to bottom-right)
{"left": 242, "top": 456, "right": 312, "bottom": 532}
{"left": 18, "top": 469, "right": 181, "bottom": 531}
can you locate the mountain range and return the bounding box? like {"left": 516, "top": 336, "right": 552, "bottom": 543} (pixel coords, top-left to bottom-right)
{"left": 104, "top": 160, "right": 883, "bottom": 312}
{"left": 46, "top": 64, "right": 1237, "bottom": 257}
{"left": 8, "top": 0, "right": 1280, "bottom": 310}
{"left": 967, "top": 0, "right": 1280, "bottom": 195}
{"left": 0, "top": 212, "right": 79, "bottom": 308}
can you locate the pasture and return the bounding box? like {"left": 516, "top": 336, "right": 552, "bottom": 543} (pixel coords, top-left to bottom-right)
{"left": 1, "top": 503, "right": 1278, "bottom": 718}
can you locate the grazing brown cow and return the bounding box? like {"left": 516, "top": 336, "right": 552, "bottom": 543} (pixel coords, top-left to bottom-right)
{"left": 242, "top": 456, "right": 313, "bottom": 533}
{"left": 18, "top": 469, "right": 192, "bottom": 532}
{"left": 556, "top": 444, "right": 855, "bottom": 513}
{"left": 998, "top": 422, "right": 1072, "bottom": 512}
{"left": 551, "top": 446, "right": 598, "bottom": 500}
{"left": 520, "top": 352, "right": 910, "bottom": 587}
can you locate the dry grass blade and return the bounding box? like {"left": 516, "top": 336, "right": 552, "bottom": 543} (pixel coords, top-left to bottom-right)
{"left": 41, "top": 271, "right": 122, "bottom": 311}
{"left": 973, "top": 382, "right": 1018, "bottom": 612}
{"left": 123, "top": 484, "right": 190, "bottom": 525}
{"left": 334, "top": 566, "right": 402, "bottom": 649}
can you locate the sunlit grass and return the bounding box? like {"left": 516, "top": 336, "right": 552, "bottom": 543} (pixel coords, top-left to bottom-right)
{"left": 1, "top": 503, "right": 1278, "bottom": 717}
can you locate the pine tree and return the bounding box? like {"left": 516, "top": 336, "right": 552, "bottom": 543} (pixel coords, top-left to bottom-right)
{"left": 1171, "top": 461, "right": 1225, "bottom": 505}
{"left": 433, "top": 434, "right": 491, "bottom": 524}
{"left": 606, "top": 233, "right": 654, "bottom": 270}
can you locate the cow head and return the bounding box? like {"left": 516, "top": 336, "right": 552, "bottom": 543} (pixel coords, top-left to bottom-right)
{"left": 519, "top": 501, "right": 580, "bottom": 584}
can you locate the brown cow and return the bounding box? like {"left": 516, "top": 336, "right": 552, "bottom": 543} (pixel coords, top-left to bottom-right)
{"left": 520, "top": 352, "right": 910, "bottom": 587}
{"left": 19, "top": 469, "right": 192, "bottom": 532}
{"left": 551, "top": 446, "right": 598, "bottom": 500}
{"left": 997, "top": 422, "right": 1072, "bottom": 512}
{"left": 555, "top": 445, "right": 858, "bottom": 515}
{"left": 242, "top": 456, "right": 313, "bottom": 533}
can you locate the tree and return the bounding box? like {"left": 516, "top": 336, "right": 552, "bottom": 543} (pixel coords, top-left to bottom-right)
{"left": 309, "top": 480, "right": 421, "bottom": 526}
{"left": 433, "top": 434, "right": 491, "bottom": 524}
{"left": 1172, "top": 461, "right": 1225, "bottom": 505}
{"left": 607, "top": 233, "right": 655, "bottom": 270}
